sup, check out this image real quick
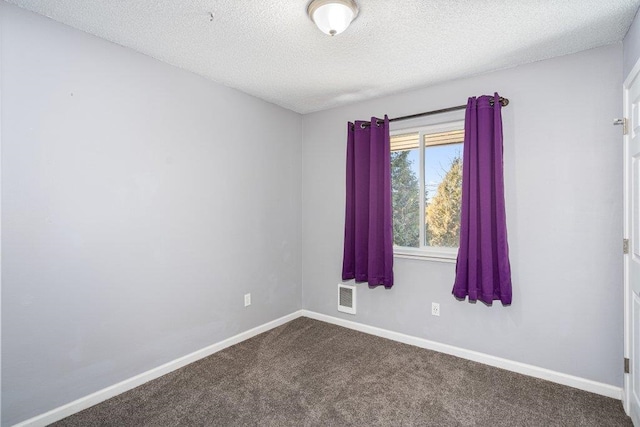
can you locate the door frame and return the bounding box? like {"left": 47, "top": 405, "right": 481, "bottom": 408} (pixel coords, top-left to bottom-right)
{"left": 623, "top": 55, "right": 640, "bottom": 417}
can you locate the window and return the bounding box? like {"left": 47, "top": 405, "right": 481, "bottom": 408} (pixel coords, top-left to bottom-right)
{"left": 390, "top": 121, "right": 464, "bottom": 261}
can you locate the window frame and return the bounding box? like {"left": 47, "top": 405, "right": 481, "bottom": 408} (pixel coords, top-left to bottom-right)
{"left": 390, "top": 117, "right": 465, "bottom": 263}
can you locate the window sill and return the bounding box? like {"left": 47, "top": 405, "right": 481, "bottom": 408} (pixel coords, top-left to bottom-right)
{"left": 393, "top": 247, "right": 458, "bottom": 264}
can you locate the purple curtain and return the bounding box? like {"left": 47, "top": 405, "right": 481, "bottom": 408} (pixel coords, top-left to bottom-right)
{"left": 452, "top": 94, "right": 512, "bottom": 305}
{"left": 342, "top": 116, "right": 394, "bottom": 288}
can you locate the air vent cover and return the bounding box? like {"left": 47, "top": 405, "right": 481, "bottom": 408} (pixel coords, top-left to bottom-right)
{"left": 338, "top": 284, "right": 356, "bottom": 315}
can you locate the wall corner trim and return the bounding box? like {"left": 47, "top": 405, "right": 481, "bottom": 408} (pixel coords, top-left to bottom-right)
{"left": 13, "top": 310, "right": 305, "bottom": 427}
{"left": 301, "top": 310, "right": 623, "bottom": 401}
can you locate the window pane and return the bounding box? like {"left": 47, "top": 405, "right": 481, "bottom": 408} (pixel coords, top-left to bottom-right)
{"left": 391, "top": 134, "right": 420, "bottom": 248}
{"left": 424, "top": 141, "right": 463, "bottom": 248}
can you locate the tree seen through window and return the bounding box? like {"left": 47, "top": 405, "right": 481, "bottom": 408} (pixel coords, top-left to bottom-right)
{"left": 391, "top": 128, "right": 463, "bottom": 250}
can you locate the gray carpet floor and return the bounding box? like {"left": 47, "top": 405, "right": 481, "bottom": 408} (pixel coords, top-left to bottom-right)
{"left": 52, "top": 317, "right": 631, "bottom": 426}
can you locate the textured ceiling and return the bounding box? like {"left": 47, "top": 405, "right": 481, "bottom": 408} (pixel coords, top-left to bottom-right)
{"left": 6, "top": 0, "right": 640, "bottom": 113}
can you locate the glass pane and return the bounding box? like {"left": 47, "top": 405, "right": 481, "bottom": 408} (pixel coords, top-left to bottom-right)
{"left": 391, "top": 146, "right": 420, "bottom": 248}
{"left": 424, "top": 141, "right": 463, "bottom": 248}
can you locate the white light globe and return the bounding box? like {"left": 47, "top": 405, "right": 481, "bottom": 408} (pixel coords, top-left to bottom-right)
{"left": 308, "top": 0, "right": 358, "bottom": 36}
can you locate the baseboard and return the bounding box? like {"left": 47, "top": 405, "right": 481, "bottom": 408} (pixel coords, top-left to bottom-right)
{"left": 301, "top": 310, "right": 623, "bottom": 400}
{"left": 15, "top": 308, "right": 622, "bottom": 426}
{"left": 14, "top": 310, "right": 304, "bottom": 427}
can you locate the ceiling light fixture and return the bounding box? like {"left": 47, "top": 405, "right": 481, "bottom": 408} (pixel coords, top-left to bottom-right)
{"left": 307, "top": 0, "right": 359, "bottom": 36}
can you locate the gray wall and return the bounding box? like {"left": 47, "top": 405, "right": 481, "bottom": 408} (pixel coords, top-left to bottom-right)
{"left": 0, "top": 1, "right": 630, "bottom": 425}
{"left": 302, "top": 44, "right": 624, "bottom": 388}
{"left": 624, "top": 7, "right": 640, "bottom": 78}
{"left": 0, "top": 3, "right": 302, "bottom": 425}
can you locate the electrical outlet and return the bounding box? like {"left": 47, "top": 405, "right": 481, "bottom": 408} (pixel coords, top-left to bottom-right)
{"left": 431, "top": 302, "right": 440, "bottom": 316}
{"left": 244, "top": 293, "right": 251, "bottom": 307}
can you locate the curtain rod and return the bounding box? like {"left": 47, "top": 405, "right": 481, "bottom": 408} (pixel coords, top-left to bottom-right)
{"left": 357, "top": 96, "right": 509, "bottom": 128}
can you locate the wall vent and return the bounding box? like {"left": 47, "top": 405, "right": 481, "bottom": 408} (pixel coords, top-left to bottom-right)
{"left": 338, "top": 284, "right": 356, "bottom": 315}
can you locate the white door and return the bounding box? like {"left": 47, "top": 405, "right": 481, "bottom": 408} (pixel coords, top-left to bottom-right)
{"left": 624, "top": 59, "right": 640, "bottom": 426}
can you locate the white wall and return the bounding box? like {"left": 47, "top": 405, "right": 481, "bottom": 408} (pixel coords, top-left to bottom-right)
{"left": 0, "top": 3, "right": 302, "bottom": 426}
{"left": 624, "top": 7, "right": 640, "bottom": 78}
{"left": 302, "top": 44, "right": 624, "bottom": 388}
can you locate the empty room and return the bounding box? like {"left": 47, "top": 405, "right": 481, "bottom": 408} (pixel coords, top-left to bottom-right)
{"left": 2, "top": 0, "right": 640, "bottom": 425}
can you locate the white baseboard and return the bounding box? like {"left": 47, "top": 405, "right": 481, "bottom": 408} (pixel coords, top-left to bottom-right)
{"left": 301, "top": 310, "right": 623, "bottom": 400}
{"left": 14, "top": 310, "right": 304, "bottom": 427}
{"left": 16, "top": 308, "right": 622, "bottom": 426}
